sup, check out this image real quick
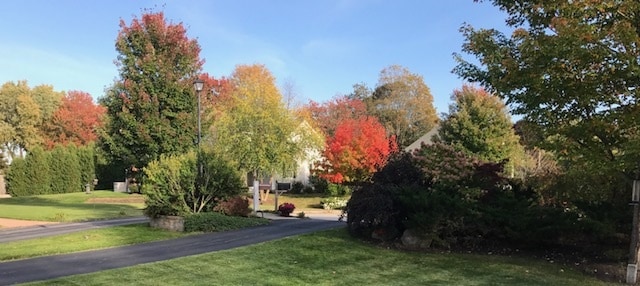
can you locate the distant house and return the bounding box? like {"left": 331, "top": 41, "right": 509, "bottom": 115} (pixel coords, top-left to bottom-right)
{"left": 291, "top": 120, "right": 323, "bottom": 185}
{"left": 404, "top": 124, "right": 439, "bottom": 153}
{"left": 255, "top": 120, "right": 324, "bottom": 188}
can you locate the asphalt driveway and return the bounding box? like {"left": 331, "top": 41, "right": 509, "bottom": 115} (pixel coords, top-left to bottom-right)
{"left": 0, "top": 218, "right": 344, "bottom": 285}
{"left": 0, "top": 216, "right": 149, "bottom": 243}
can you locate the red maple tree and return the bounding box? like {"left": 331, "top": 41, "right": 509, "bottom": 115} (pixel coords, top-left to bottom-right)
{"left": 305, "top": 96, "right": 368, "bottom": 137}
{"left": 197, "top": 73, "right": 232, "bottom": 105}
{"left": 317, "top": 116, "right": 397, "bottom": 183}
{"left": 45, "top": 91, "right": 105, "bottom": 148}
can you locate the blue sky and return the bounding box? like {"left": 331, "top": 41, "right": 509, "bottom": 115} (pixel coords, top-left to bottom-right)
{"left": 0, "top": 0, "right": 509, "bottom": 115}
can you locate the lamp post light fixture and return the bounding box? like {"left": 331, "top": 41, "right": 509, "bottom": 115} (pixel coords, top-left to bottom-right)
{"left": 193, "top": 79, "right": 204, "bottom": 147}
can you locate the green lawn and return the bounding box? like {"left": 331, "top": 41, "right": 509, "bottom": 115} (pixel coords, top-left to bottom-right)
{"left": 1, "top": 215, "right": 269, "bottom": 262}
{"left": 259, "top": 193, "right": 348, "bottom": 212}
{"left": 0, "top": 191, "right": 335, "bottom": 222}
{"left": 0, "top": 191, "right": 144, "bottom": 222}
{"left": 0, "top": 224, "right": 186, "bottom": 261}
{"left": 28, "top": 228, "right": 614, "bottom": 286}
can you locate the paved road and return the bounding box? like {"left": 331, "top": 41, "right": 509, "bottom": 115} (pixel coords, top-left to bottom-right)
{"left": 0, "top": 218, "right": 344, "bottom": 285}
{"left": 0, "top": 217, "right": 149, "bottom": 243}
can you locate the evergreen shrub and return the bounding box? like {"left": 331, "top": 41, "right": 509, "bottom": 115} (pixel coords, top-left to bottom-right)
{"left": 184, "top": 212, "right": 269, "bottom": 232}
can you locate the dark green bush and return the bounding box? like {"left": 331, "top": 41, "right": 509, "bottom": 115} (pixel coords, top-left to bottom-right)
{"left": 395, "top": 185, "right": 470, "bottom": 247}
{"left": 142, "top": 152, "right": 195, "bottom": 217}
{"left": 142, "top": 150, "right": 245, "bottom": 218}
{"left": 193, "top": 150, "right": 245, "bottom": 212}
{"left": 309, "top": 175, "right": 328, "bottom": 194}
{"left": 372, "top": 151, "right": 426, "bottom": 187}
{"left": 345, "top": 141, "right": 625, "bottom": 251}
{"left": 289, "top": 181, "right": 304, "bottom": 194}
{"left": 184, "top": 212, "right": 269, "bottom": 232}
{"left": 327, "top": 183, "right": 351, "bottom": 196}
{"left": 303, "top": 185, "right": 314, "bottom": 193}
{"left": 345, "top": 184, "right": 402, "bottom": 240}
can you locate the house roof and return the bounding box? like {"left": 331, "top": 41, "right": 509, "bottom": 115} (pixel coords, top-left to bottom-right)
{"left": 404, "top": 124, "right": 439, "bottom": 152}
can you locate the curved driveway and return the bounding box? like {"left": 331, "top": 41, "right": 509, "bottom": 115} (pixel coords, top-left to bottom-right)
{"left": 0, "top": 217, "right": 344, "bottom": 285}
{"left": 0, "top": 217, "right": 149, "bottom": 243}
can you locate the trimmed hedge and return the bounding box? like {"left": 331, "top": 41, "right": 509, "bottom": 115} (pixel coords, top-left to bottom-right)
{"left": 184, "top": 212, "right": 269, "bottom": 232}
{"left": 6, "top": 145, "right": 96, "bottom": 196}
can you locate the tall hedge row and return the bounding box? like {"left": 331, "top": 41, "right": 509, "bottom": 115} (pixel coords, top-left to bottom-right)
{"left": 6, "top": 145, "right": 96, "bottom": 196}
{"left": 25, "top": 146, "right": 51, "bottom": 195}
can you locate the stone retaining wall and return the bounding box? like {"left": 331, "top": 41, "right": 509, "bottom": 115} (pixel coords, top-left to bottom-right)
{"left": 149, "top": 215, "right": 184, "bottom": 232}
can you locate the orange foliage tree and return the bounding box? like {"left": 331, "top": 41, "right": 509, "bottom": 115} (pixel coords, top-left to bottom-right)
{"left": 45, "top": 91, "right": 105, "bottom": 148}
{"left": 316, "top": 116, "right": 397, "bottom": 184}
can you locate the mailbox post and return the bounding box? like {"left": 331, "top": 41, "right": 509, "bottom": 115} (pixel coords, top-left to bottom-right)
{"left": 627, "top": 180, "right": 640, "bottom": 284}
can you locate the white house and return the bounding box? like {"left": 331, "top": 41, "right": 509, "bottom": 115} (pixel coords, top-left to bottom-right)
{"left": 404, "top": 124, "right": 439, "bottom": 153}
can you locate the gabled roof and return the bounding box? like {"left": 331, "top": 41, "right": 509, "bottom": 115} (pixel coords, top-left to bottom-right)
{"left": 404, "top": 124, "right": 439, "bottom": 152}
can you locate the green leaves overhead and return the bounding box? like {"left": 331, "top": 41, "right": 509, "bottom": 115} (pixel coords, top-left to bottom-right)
{"left": 368, "top": 65, "right": 439, "bottom": 149}
{"left": 213, "top": 64, "right": 315, "bottom": 176}
{"left": 0, "top": 81, "right": 64, "bottom": 158}
{"left": 100, "top": 11, "right": 204, "bottom": 169}
{"left": 455, "top": 0, "right": 640, "bottom": 199}
{"left": 437, "top": 85, "right": 523, "bottom": 176}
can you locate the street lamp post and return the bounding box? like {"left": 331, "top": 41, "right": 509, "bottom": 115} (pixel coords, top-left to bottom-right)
{"left": 193, "top": 79, "right": 204, "bottom": 147}
{"left": 193, "top": 79, "right": 205, "bottom": 181}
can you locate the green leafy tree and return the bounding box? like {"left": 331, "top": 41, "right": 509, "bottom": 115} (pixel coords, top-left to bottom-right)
{"left": 100, "top": 11, "right": 203, "bottom": 171}
{"left": 0, "top": 81, "right": 43, "bottom": 158}
{"left": 346, "top": 82, "right": 372, "bottom": 101}
{"left": 31, "top": 84, "right": 64, "bottom": 130}
{"left": 212, "top": 64, "right": 310, "bottom": 178}
{"left": 368, "top": 65, "right": 439, "bottom": 148}
{"left": 454, "top": 0, "right": 640, "bottom": 200}
{"left": 437, "top": 85, "right": 523, "bottom": 175}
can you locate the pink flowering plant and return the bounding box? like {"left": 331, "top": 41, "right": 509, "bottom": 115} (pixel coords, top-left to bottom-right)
{"left": 278, "top": 202, "right": 296, "bottom": 216}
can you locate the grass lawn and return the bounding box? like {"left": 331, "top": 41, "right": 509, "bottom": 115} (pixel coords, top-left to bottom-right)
{"left": 0, "top": 191, "right": 144, "bottom": 222}
{"left": 258, "top": 193, "right": 347, "bottom": 212}
{"left": 0, "top": 190, "right": 337, "bottom": 222}
{"left": 29, "top": 228, "right": 613, "bottom": 286}
{"left": 1, "top": 214, "right": 270, "bottom": 261}
{"left": 0, "top": 224, "right": 187, "bottom": 261}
